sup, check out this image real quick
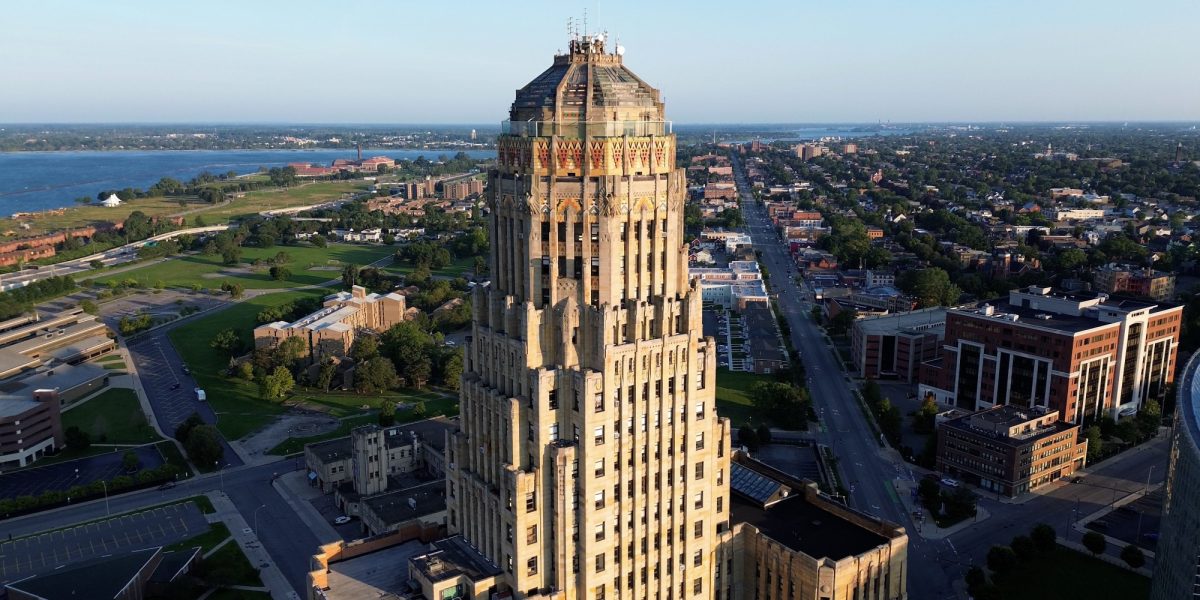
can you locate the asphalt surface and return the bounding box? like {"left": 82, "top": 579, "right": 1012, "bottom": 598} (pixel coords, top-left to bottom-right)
{"left": 127, "top": 331, "right": 243, "bottom": 468}
{"left": 0, "top": 456, "right": 321, "bottom": 595}
{"left": 733, "top": 154, "right": 955, "bottom": 599}
{"left": 0, "top": 501, "right": 207, "bottom": 586}
{"left": 0, "top": 445, "right": 164, "bottom": 502}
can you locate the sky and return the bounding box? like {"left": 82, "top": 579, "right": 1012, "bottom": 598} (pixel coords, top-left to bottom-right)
{"left": 2, "top": 0, "right": 1198, "bottom": 124}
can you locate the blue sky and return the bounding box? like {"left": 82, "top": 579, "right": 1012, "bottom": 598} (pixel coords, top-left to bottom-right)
{"left": 3, "top": 0, "right": 1197, "bottom": 124}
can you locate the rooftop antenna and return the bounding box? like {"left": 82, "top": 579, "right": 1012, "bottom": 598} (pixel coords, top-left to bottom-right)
{"left": 583, "top": 7, "right": 588, "bottom": 37}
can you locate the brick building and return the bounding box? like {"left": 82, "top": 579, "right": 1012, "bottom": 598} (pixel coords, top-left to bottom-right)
{"left": 919, "top": 286, "right": 1180, "bottom": 423}
{"left": 851, "top": 308, "right": 946, "bottom": 382}
{"left": 254, "top": 285, "right": 407, "bottom": 360}
{"left": 936, "top": 405, "right": 1085, "bottom": 497}
{"left": 1093, "top": 264, "right": 1176, "bottom": 302}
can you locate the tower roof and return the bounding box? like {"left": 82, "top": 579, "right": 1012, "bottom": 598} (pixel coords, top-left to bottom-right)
{"left": 509, "top": 36, "right": 664, "bottom": 125}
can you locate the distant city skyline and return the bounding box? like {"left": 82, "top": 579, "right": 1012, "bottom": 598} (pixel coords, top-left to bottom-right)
{"left": 4, "top": 0, "right": 1199, "bottom": 124}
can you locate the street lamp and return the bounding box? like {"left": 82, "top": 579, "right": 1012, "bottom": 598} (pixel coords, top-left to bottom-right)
{"left": 253, "top": 504, "right": 267, "bottom": 539}
{"left": 101, "top": 480, "right": 110, "bottom": 517}
{"left": 1144, "top": 465, "right": 1156, "bottom": 494}
{"left": 216, "top": 461, "right": 225, "bottom": 492}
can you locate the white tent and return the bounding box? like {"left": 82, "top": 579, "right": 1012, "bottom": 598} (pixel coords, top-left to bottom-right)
{"left": 101, "top": 194, "right": 122, "bottom": 207}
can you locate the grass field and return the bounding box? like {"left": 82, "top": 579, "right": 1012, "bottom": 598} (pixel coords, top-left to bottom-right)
{"left": 0, "top": 180, "right": 368, "bottom": 241}
{"left": 267, "top": 395, "right": 459, "bottom": 455}
{"left": 62, "top": 388, "right": 160, "bottom": 444}
{"left": 168, "top": 290, "right": 325, "bottom": 440}
{"left": 90, "top": 243, "right": 395, "bottom": 290}
{"left": 164, "top": 522, "right": 231, "bottom": 553}
{"left": 386, "top": 255, "right": 476, "bottom": 278}
{"left": 715, "top": 368, "right": 771, "bottom": 427}
{"left": 291, "top": 386, "right": 452, "bottom": 418}
{"left": 200, "top": 180, "right": 369, "bottom": 223}
{"left": 992, "top": 545, "right": 1149, "bottom": 600}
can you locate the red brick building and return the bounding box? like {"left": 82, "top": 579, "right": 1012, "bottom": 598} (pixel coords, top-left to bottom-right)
{"left": 920, "top": 286, "right": 1180, "bottom": 424}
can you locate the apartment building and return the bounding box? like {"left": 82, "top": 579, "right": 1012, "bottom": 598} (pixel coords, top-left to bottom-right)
{"left": 919, "top": 286, "right": 1180, "bottom": 423}
{"left": 1093, "top": 264, "right": 1176, "bottom": 302}
{"left": 254, "top": 285, "right": 407, "bottom": 360}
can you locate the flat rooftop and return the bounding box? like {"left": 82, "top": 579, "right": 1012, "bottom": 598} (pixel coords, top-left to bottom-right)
{"left": 411, "top": 535, "right": 502, "bottom": 584}
{"left": 731, "top": 494, "right": 889, "bottom": 561}
{"left": 307, "top": 436, "right": 353, "bottom": 464}
{"left": 362, "top": 481, "right": 446, "bottom": 525}
{"left": 856, "top": 307, "right": 947, "bottom": 336}
{"left": 954, "top": 302, "right": 1103, "bottom": 334}
{"left": 323, "top": 539, "right": 426, "bottom": 600}
{"left": 5, "top": 547, "right": 159, "bottom": 599}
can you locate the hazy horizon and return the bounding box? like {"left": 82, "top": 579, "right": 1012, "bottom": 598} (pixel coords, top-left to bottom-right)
{"left": 4, "top": 0, "right": 1199, "bottom": 123}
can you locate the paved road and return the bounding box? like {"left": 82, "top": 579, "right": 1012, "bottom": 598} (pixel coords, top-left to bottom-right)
{"left": 0, "top": 456, "right": 321, "bottom": 595}
{"left": 0, "top": 501, "right": 207, "bottom": 586}
{"left": 732, "top": 154, "right": 957, "bottom": 599}
{"left": 0, "top": 445, "right": 164, "bottom": 502}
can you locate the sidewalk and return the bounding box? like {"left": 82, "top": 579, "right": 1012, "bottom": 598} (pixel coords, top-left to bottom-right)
{"left": 273, "top": 470, "right": 340, "bottom": 544}
{"left": 119, "top": 346, "right": 197, "bottom": 473}
{"left": 893, "top": 478, "right": 991, "bottom": 540}
{"left": 205, "top": 491, "right": 299, "bottom": 600}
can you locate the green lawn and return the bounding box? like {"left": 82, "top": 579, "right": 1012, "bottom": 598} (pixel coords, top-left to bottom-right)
{"left": 168, "top": 290, "right": 325, "bottom": 440}
{"left": 201, "top": 540, "right": 264, "bottom": 587}
{"left": 291, "top": 386, "right": 452, "bottom": 418}
{"left": 715, "top": 368, "right": 771, "bottom": 427}
{"left": 268, "top": 396, "right": 459, "bottom": 456}
{"left": 165, "top": 522, "right": 231, "bottom": 553}
{"left": 992, "top": 545, "right": 1149, "bottom": 600}
{"left": 89, "top": 243, "right": 395, "bottom": 291}
{"left": 200, "top": 180, "right": 369, "bottom": 223}
{"left": 62, "top": 388, "right": 160, "bottom": 444}
{"left": 386, "top": 255, "right": 475, "bottom": 278}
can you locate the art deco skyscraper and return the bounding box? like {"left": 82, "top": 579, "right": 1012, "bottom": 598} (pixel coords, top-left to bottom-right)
{"left": 444, "top": 35, "right": 731, "bottom": 599}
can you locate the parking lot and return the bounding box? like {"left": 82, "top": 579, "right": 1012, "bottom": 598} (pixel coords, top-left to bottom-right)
{"left": 1086, "top": 489, "right": 1162, "bottom": 551}
{"left": 0, "top": 445, "right": 164, "bottom": 502}
{"left": 127, "top": 332, "right": 242, "bottom": 467}
{"left": 0, "top": 501, "right": 208, "bottom": 584}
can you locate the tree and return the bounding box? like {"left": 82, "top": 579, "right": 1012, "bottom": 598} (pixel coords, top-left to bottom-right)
{"left": 122, "top": 450, "right": 140, "bottom": 473}
{"left": 413, "top": 400, "right": 427, "bottom": 417}
{"left": 1085, "top": 425, "right": 1104, "bottom": 462}
{"left": 210, "top": 329, "right": 241, "bottom": 356}
{"left": 1011, "top": 535, "right": 1036, "bottom": 562}
{"left": 1030, "top": 523, "right": 1057, "bottom": 554}
{"left": 64, "top": 426, "right": 91, "bottom": 452}
{"left": 237, "top": 361, "right": 255, "bottom": 381}
{"left": 310, "top": 234, "right": 328, "bottom": 248}
{"left": 184, "top": 424, "right": 224, "bottom": 466}
{"left": 829, "top": 308, "right": 857, "bottom": 335}
{"left": 258, "top": 366, "right": 295, "bottom": 401}
{"left": 1137, "top": 399, "right": 1162, "bottom": 439}
{"left": 756, "top": 423, "right": 773, "bottom": 446}
{"left": 914, "top": 393, "right": 939, "bottom": 434}
{"left": 1115, "top": 419, "right": 1141, "bottom": 444}
{"left": 269, "top": 266, "right": 291, "bottom": 281}
{"left": 964, "top": 566, "right": 987, "bottom": 594}
{"left": 898, "top": 267, "right": 961, "bottom": 308}
{"left": 408, "top": 357, "right": 432, "bottom": 389}
{"left": 316, "top": 359, "right": 338, "bottom": 391}
{"left": 342, "top": 264, "right": 359, "bottom": 287}
{"left": 355, "top": 356, "right": 399, "bottom": 394}
{"left": 1120, "top": 543, "right": 1145, "bottom": 569}
{"left": 918, "top": 479, "right": 941, "bottom": 512}
{"left": 221, "top": 247, "right": 242, "bottom": 265}
{"left": 942, "top": 486, "right": 977, "bottom": 521}
{"left": 986, "top": 545, "right": 1018, "bottom": 576}
{"left": 79, "top": 299, "right": 98, "bottom": 315}
{"left": 1082, "top": 531, "right": 1107, "bottom": 557}
{"left": 351, "top": 335, "right": 379, "bottom": 363}
{"left": 441, "top": 351, "right": 463, "bottom": 391}
{"left": 89, "top": 259, "right": 104, "bottom": 270}
{"left": 174, "top": 412, "right": 206, "bottom": 444}
{"left": 750, "top": 381, "right": 810, "bottom": 429}
{"left": 220, "top": 281, "right": 244, "bottom": 299}
{"left": 737, "top": 424, "right": 760, "bottom": 451}
{"left": 379, "top": 401, "right": 396, "bottom": 426}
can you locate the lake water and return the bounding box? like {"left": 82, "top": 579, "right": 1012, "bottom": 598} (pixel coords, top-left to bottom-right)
{"left": 0, "top": 148, "right": 496, "bottom": 214}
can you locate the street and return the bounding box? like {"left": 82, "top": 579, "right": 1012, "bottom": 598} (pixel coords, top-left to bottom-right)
{"left": 733, "top": 153, "right": 977, "bottom": 599}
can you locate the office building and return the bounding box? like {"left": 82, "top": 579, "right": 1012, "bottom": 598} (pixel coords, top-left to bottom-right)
{"left": 936, "top": 405, "right": 1085, "bottom": 497}
{"left": 919, "top": 286, "right": 1180, "bottom": 423}
{"left": 411, "top": 35, "right": 733, "bottom": 600}
{"left": 1150, "top": 354, "right": 1200, "bottom": 599}
{"left": 851, "top": 308, "right": 946, "bottom": 382}
{"left": 1093, "top": 264, "right": 1175, "bottom": 302}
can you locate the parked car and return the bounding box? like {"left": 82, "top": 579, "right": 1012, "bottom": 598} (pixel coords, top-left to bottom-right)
{"left": 333, "top": 516, "right": 352, "bottom": 525}
{"left": 940, "top": 478, "right": 961, "bottom": 488}
{"left": 157, "top": 482, "right": 176, "bottom": 491}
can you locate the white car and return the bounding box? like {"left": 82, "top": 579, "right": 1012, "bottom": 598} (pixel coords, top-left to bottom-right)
{"left": 333, "top": 515, "right": 352, "bottom": 525}
{"left": 940, "top": 478, "right": 961, "bottom": 488}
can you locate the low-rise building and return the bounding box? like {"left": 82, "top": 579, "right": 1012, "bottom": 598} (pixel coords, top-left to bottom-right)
{"left": 852, "top": 308, "right": 946, "bottom": 382}
{"left": 304, "top": 416, "right": 456, "bottom": 494}
{"left": 936, "top": 405, "right": 1085, "bottom": 497}
{"left": 1093, "top": 264, "right": 1175, "bottom": 302}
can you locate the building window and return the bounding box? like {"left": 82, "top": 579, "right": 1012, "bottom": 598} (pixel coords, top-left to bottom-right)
{"left": 694, "top": 520, "right": 703, "bottom": 539}
{"left": 695, "top": 432, "right": 705, "bottom": 450}
{"left": 595, "top": 459, "right": 605, "bottom": 477}
{"left": 717, "top": 496, "right": 723, "bottom": 513}
{"left": 694, "top": 492, "right": 704, "bottom": 509}
{"left": 695, "top": 402, "right": 704, "bottom": 419}
{"left": 595, "top": 522, "right": 606, "bottom": 541}
{"left": 505, "top": 524, "right": 513, "bottom": 542}
{"left": 595, "top": 490, "right": 605, "bottom": 509}
{"left": 596, "top": 553, "right": 606, "bottom": 573}
{"left": 549, "top": 422, "right": 559, "bottom": 441}
{"left": 596, "top": 585, "right": 606, "bottom": 600}
{"left": 527, "top": 556, "right": 538, "bottom": 576}
{"left": 693, "top": 550, "right": 702, "bottom": 567}
{"left": 694, "top": 578, "right": 703, "bottom": 595}
{"left": 527, "top": 525, "right": 538, "bottom": 544}
{"left": 695, "top": 462, "right": 704, "bottom": 480}
{"left": 525, "top": 492, "right": 536, "bottom": 513}
{"left": 595, "top": 425, "right": 605, "bottom": 445}
{"left": 548, "top": 389, "right": 558, "bottom": 410}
